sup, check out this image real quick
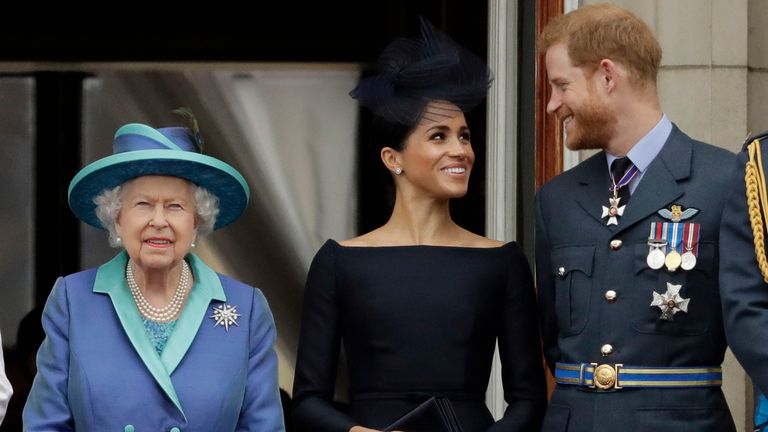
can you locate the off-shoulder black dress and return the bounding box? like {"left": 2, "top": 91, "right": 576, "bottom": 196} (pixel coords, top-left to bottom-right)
{"left": 292, "top": 240, "right": 546, "bottom": 432}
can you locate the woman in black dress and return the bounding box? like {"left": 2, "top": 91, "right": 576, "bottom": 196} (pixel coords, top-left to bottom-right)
{"left": 292, "top": 20, "right": 546, "bottom": 432}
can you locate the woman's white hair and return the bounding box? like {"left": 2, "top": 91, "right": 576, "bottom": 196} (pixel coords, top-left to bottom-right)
{"left": 93, "top": 179, "right": 220, "bottom": 248}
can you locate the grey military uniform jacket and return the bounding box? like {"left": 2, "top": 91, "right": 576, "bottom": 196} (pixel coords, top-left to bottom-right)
{"left": 536, "top": 126, "right": 736, "bottom": 432}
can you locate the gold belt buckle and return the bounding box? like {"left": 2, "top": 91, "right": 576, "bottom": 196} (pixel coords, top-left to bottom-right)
{"left": 590, "top": 363, "right": 623, "bottom": 390}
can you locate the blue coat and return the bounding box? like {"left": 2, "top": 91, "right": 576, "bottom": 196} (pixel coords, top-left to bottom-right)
{"left": 535, "top": 126, "right": 736, "bottom": 431}
{"left": 23, "top": 252, "right": 285, "bottom": 432}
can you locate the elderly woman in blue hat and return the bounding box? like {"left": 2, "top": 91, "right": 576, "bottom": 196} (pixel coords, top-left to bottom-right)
{"left": 23, "top": 117, "right": 285, "bottom": 431}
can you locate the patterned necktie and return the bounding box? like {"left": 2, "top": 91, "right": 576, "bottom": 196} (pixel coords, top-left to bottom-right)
{"left": 610, "top": 157, "right": 633, "bottom": 206}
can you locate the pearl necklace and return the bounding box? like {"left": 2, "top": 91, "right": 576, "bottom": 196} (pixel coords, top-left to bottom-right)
{"left": 126, "top": 259, "right": 190, "bottom": 322}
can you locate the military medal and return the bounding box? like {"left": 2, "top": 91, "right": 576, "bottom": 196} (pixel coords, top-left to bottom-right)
{"left": 665, "top": 251, "right": 681, "bottom": 271}
{"left": 680, "top": 222, "right": 700, "bottom": 271}
{"left": 647, "top": 222, "right": 667, "bottom": 270}
{"left": 681, "top": 251, "right": 696, "bottom": 271}
{"left": 210, "top": 303, "right": 241, "bottom": 331}
{"left": 647, "top": 244, "right": 666, "bottom": 270}
{"left": 601, "top": 196, "right": 625, "bottom": 226}
{"left": 650, "top": 282, "right": 690, "bottom": 320}
{"left": 601, "top": 163, "right": 639, "bottom": 226}
{"left": 664, "top": 222, "right": 683, "bottom": 271}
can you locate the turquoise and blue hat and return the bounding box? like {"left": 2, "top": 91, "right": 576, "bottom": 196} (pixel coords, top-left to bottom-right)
{"left": 68, "top": 123, "right": 250, "bottom": 231}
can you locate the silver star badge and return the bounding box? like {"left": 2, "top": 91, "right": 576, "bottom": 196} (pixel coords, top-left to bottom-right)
{"left": 650, "top": 282, "right": 690, "bottom": 320}
{"left": 210, "top": 304, "right": 241, "bottom": 331}
{"left": 601, "top": 197, "right": 626, "bottom": 226}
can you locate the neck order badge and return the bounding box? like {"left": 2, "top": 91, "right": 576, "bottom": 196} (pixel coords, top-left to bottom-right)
{"left": 602, "top": 158, "right": 638, "bottom": 226}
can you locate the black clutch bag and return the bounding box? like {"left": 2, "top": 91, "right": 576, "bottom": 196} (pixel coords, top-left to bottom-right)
{"left": 381, "top": 396, "right": 464, "bottom": 432}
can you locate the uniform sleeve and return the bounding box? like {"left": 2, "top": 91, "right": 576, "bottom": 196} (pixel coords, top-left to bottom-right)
{"left": 535, "top": 190, "right": 560, "bottom": 371}
{"left": 292, "top": 242, "right": 356, "bottom": 432}
{"left": 488, "top": 243, "right": 547, "bottom": 432}
{"left": 719, "top": 149, "right": 768, "bottom": 395}
{"left": 23, "top": 277, "right": 75, "bottom": 431}
{"left": 236, "top": 289, "right": 286, "bottom": 431}
{"left": 0, "top": 331, "right": 12, "bottom": 426}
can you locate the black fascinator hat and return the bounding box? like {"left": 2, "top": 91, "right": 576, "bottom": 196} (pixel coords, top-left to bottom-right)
{"left": 350, "top": 17, "right": 493, "bottom": 127}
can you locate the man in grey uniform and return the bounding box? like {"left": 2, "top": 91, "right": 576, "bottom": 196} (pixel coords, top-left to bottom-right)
{"left": 535, "top": 4, "right": 736, "bottom": 431}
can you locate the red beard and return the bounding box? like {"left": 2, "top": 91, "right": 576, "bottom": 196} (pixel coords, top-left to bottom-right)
{"left": 560, "top": 95, "right": 617, "bottom": 151}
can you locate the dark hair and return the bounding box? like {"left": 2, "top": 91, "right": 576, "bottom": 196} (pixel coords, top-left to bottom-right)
{"left": 370, "top": 116, "right": 414, "bottom": 152}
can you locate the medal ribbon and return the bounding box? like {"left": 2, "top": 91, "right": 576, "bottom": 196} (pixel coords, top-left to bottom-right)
{"left": 648, "top": 222, "right": 665, "bottom": 267}
{"left": 682, "top": 223, "right": 700, "bottom": 255}
{"left": 651, "top": 222, "right": 664, "bottom": 242}
{"left": 649, "top": 222, "right": 665, "bottom": 246}
{"left": 661, "top": 222, "right": 669, "bottom": 253}
{"left": 610, "top": 163, "right": 640, "bottom": 193}
{"left": 666, "top": 222, "right": 683, "bottom": 254}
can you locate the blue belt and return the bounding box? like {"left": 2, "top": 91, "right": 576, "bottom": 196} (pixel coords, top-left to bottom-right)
{"left": 554, "top": 362, "right": 722, "bottom": 390}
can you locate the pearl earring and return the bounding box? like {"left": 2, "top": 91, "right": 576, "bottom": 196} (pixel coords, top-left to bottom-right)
{"left": 115, "top": 236, "right": 122, "bottom": 245}
{"left": 395, "top": 167, "right": 403, "bottom": 175}
{"left": 191, "top": 242, "right": 196, "bottom": 248}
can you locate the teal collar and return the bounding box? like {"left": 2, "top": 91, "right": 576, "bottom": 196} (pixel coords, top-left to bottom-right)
{"left": 93, "top": 251, "right": 226, "bottom": 418}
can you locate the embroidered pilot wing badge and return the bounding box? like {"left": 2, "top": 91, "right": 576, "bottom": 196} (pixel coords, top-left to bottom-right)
{"left": 657, "top": 204, "right": 699, "bottom": 222}
{"left": 650, "top": 282, "right": 690, "bottom": 321}
{"left": 210, "top": 303, "right": 241, "bottom": 331}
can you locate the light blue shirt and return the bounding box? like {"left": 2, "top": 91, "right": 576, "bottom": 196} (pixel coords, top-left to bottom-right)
{"left": 606, "top": 114, "right": 672, "bottom": 194}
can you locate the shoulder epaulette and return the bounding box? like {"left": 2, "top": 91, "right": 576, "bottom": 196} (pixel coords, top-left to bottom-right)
{"left": 744, "top": 135, "right": 768, "bottom": 283}
{"left": 742, "top": 130, "right": 768, "bottom": 152}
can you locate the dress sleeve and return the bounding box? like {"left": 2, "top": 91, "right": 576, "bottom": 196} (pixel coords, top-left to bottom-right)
{"left": 535, "top": 190, "right": 560, "bottom": 371}
{"left": 719, "top": 149, "right": 768, "bottom": 396}
{"left": 488, "top": 243, "right": 547, "bottom": 432}
{"left": 292, "top": 241, "right": 356, "bottom": 432}
{"left": 0, "top": 330, "right": 12, "bottom": 426}
{"left": 236, "top": 288, "right": 286, "bottom": 431}
{"left": 22, "top": 277, "right": 75, "bottom": 431}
